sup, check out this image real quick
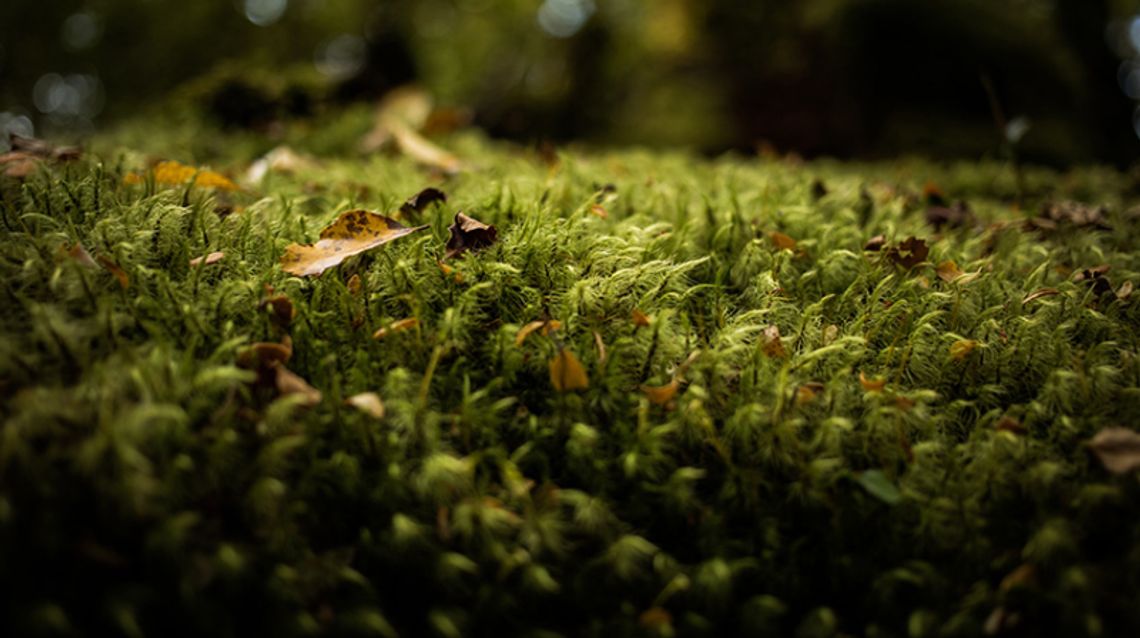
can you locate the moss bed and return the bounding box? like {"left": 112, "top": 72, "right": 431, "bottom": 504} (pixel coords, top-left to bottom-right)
{"left": 2, "top": 116, "right": 1140, "bottom": 637}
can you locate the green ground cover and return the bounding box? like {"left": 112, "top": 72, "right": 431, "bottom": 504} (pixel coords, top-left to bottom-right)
{"left": 2, "top": 114, "right": 1140, "bottom": 637}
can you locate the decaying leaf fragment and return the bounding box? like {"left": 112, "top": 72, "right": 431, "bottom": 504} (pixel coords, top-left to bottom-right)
{"left": 549, "top": 348, "right": 589, "bottom": 392}
{"left": 1022, "top": 288, "right": 1060, "bottom": 304}
{"left": 863, "top": 235, "right": 886, "bottom": 252}
{"left": 761, "top": 324, "right": 786, "bottom": 358}
{"left": 925, "top": 201, "right": 974, "bottom": 231}
{"left": 245, "top": 145, "right": 317, "bottom": 183}
{"left": 515, "top": 319, "right": 561, "bottom": 346}
{"left": 884, "top": 237, "right": 929, "bottom": 269}
{"left": 641, "top": 379, "right": 680, "bottom": 406}
{"left": 1073, "top": 264, "right": 1114, "bottom": 296}
{"left": 345, "top": 392, "right": 385, "bottom": 419}
{"left": 859, "top": 371, "right": 886, "bottom": 392}
{"left": 125, "top": 160, "right": 239, "bottom": 191}
{"left": 769, "top": 231, "right": 797, "bottom": 251}
{"left": 373, "top": 317, "right": 419, "bottom": 340}
{"left": 362, "top": 87, "right": 463, "bottom": 174}
{"left": 1030, "top": 200, "right": 1111, "bottom": 232}
{"left": 237, "top": 337, "right": 321, "bottom": 408}
{"left": 444, "top": 212, "right": 498, "bottom": 260}
{"left": 949, "top": 339, "right": 978, "bottom": 361}
{"left": 281, "top": 210, "right": 428, "bottom": 277}
{"left": 1087, "top": 427, "right": 1140, "bottom": 474}
{"left": 631, "top": 308, "right": 651, "bottom": 328}
{"left": 189, "top": 251, "right": 225, "bottom": 267}
{"left": 401, "top": 187, "right": 447, "bottom": 217}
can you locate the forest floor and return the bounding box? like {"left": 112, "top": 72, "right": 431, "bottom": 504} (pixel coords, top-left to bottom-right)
{"left": 2, "top": 106, "right": 1140, "bottom": 637}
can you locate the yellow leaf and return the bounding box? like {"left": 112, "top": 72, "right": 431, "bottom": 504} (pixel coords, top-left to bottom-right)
{"left": 859, "top": 371, "right": 886, "bottom": 392}
{"left": 641, "top": 379, "right": 680, "bottom": 405}
{"left": 589, "top": 204, "right": 609, "bottom": 219}
{"left": 769, "top": 231, "right": 797, "bottom": 250}
{"left": 345, "top": 392, "right": 385, "bottom": 419}
{"left": 549, "top": 349, "right": 589, "bottom": 392}
{"left": 516, "top": 319, "right": 560, "bottom": 346}
{"left": 281, "top": 210, "right": 428, "bottom": 277}
{"left": 189, "top": 251, "right": 225, "bottom": 267}
{"left": 632, "top": 308, "right": 651, "bottom": 328}
{"left": 935, "top": 260, "right": 963, "bottom": 282}
{"left": 949, "top": 339, "right": 978, "bottom": 361}
{"left": 373, "top": 317, "right": 419, "bottom": 340}
{"left": 146, "top": 160, "right": 238, "bottom": 191}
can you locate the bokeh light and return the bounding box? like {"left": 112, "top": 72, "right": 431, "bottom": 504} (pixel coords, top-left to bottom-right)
{"left": 314, "top": 34, "right": 366, "bottom": 80}
{"left": 61, "top": 11, "right": 102, "bottom": 51}
{"left": 243, "top": 0, "right": 288, "bottom": 27}
{"left": 537, "top": 0, "right": 595, "bottom": 39}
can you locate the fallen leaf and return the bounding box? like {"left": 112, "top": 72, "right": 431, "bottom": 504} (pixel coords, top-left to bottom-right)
{"left": 863, "top": 235, "right": 886, "bottom": 252}
{"left": 345, "top": 392, "right": 385, "bottom": 419}
{"left": 761, "top": 325, "right": 786, "bottom": 358}
{"left": 129, "top": 160, "right": 239, "bottom": 191}
{"left": 925, "top": 201, "right": 973, "bottom": 231}
{"left": 796, "top": 382, "right": 824, "bottom": 405}
{"left": 95, "top": 255, "right": 129, "bottom": 289}
{"left": 935, "top": 260, "right": 963, "bottom": 282}
{"left": 360, "top": 85, "right": 434, "bottom": 152}
{"left": 389, "top": 119, "right": 462, "bottom": 174}
{"left": 588, "top": 204, "right": 609, "bottom": 219}
{"left": 884, "top": 237, "right": 929, "bottom": 269}
{"left": 444, "top": 212, "right": 498, "bottom": 260}
{"left": 400, "top": 187, "right": 447, "bottom": 217}
{"left": 347, "top": 273, "right": 362, "bottom": 296}
{"left": 922, "top": 181, "right": 946, "bottom": 205}
{"left": 856, "top": 469, "right": 902, "bottom": 504}
{"left": 275, "top": 366, "right": 322, "bottom": 406}
{"left": 281, "top": 210, "right": 428, "bottom": 277}
{"left": 245, "top": 145, "right": 316, "bottom": 183}
{"left": 0, "top": 152, "right": 39, "bottom": 178}
{"left": 189, "top": 251, "right": 225, "bottom": 267}
{"left": 769, "top": 231, "right": 797, "bottom": 250}
{"left": 1035, "top": 200, "right": 1111, "bottom": 231}
{"left": 632, "top": 308, "right": 651, "bottom": 328}
{"left": 373, "top": 317, "right": 419, "bottom": 339}
{"left": 60, "top": 242, "right": 97, "bottom": 268}
{"left": 859, "top": 371, "right": 886, "bottom": 392}
{"left": 641, "top": 379, "right": 680, "bottom": 406}
{"left": 549, "top": 348, "right": 589, "bottom": 392}
{"left": 515, "top": 320, "right": 561, "bottom": 346}
{"left": 259, "top": 294, "right": 296, "bottom": 328}
{"left": 9, "top": 134, "right": 81, "bottom": 161}
{"left": 437, "top": 260, "right": 464, "bottom": 283}
{"left": 423, "top": 106, "right": 474, "bottom": 136}
{"left": 1118, "top": 280, "right": 1134, "bottom": 301}
{"left": 594, "top": 330, "right": 607, "bottom": 365}
{"left": 949, "top": 339, "right": 978, "bottom": 361}
{"left": 1074, "top": 265, "right": 1114, "bottom": 296}
{"left": 1087, "top": 427, "right": 1140, "bottom": 474}
{"left": 1021, "top": 288, "right": 1059, "bottom": 304}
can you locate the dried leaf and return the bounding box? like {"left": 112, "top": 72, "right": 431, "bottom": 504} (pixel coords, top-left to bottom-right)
{"left": 345, "top": 392, "right": 385, "bottom": 419}
{"left": 922, "top": 181, "right": 946, "bottom": 205}
{"left": 437, "top": 260, "right": 463, "bottom": 283}
{"left": 189, "top": 251, "right": 225, "bottom": 267}
{"left": 133, "top": 160, "right": 239, "bottom": 191}
{"left": 1, "top": 152, "right": 39, "bottom": 178}
{"left": 281, "top": 210, "right": 428, "bottom": 277}
{"left": 593, "top": 330, "right": 607, "bottom": 365}
{"left": 275, "top": 366, "right": 322, "bottom": 406}
{"left": 769, "top": 231, "right": 797, "bottom": 250}
{"left": 444, "top": 212, "right": 498, "bottom": 260}
{"left": 1037, "top": 200, "right": 1111, "bottom": 231}
{"left": 95, "top": 255, "right": 129, "bottom": 289}
{"left": 1000, "top": 564, "right": 1037, "bottom": 592}
{"left": 885, "top": 236, "right": 929, "bottom": 269}
{"left": 761, "top": 325, "right": 786, "bottom": 358}
{"left": 859, "top": 371, "right": 886, "bottom": 392}
{"left": 515, "top": 319, "right": 561, "bottom": 346}
{"left": 856, "top": 469, "right": 902, "bottom": 505}
{"left": 641, "top": 379, "right": 680, "bottom": 406}
{"left": 400, "top": 187, "right": 447, "bottom": 216}
{"left": 995, "top": 416, "right": 1027, "bottom": 435}
{"left": 1021, "top": 288, "right": 1059, "bottom": 304}
{"left": 372, "top": 317, "right": 419, "bottom": 340}
{"left": 259, "top": 294, "right": 296, "bottom": 328}
{"left": 632, "top": 308, "right": 651, "bottom": 328}
{"left": 9, "top": 133, "right": 81, "bottom": 161}
{"left": 245, "top": 145, "right": 316, "bottom": 183}
{"left": 1088, "top": 427, "right": 1140, "bottom": 474}
{"left": 1074, "top": 265, "right": 1114, "bottom": 296}
{"left": 863, "top": 235, "right": 886, "bottom": 252}
{"left": 795, "top": 382, "right": 824, "bottom": 406}
{"left": 549, "top": 348, "right": 589, "bottom": 392}
{"left": 1118, "top": 280, "right": 1134, "bottom": 301}
{"left": 925, "top": 201, "right": 973, "bottom": 231}
{"left": 935, "top": 260, "right": 963, "bottom": 282}
{"left": 389, "top": 119, "right": 462, "bottom": 174}
{"left": 949, "top": 339, "right": 978, "bottom": 361}
{"left": 60, "top": 242, "right": 98, "bottom": 268}
{"left": 588, "top": 204, "right": 609, "bottom": 219}
{"left": 360, "top": 85, "right": 433, "bottom": 152}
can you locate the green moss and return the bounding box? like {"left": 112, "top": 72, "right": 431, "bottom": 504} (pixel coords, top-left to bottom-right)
{"left": 2, "top": 117, "right": 1139, "bottom": 637}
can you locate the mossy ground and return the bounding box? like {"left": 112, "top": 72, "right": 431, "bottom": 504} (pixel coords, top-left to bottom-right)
{"left": 2, "top": 112, "right": 1140, "bottom": 637}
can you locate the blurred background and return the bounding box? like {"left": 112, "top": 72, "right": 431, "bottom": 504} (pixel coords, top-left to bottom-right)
{"left": 2, "top": 0, "right": 1140, "bottom": 165}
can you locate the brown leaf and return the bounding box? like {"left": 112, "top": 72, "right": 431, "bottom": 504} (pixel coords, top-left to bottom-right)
{"left": 9, "top": 134, "right": 81, "bottom": 161}
{"left": 632, "top": 308, "right": 651, "bottom": 328}
{"left": 259, "top": 294, "right": 296, "bottom": 328}
{"left": 863, "top": 235, "right": 886, "bottom": 252}
{"left": 1021, "top": 288, "right": 1059, "bottom": 304}
{"left": 885, "top": 237, "right": 929, "bottom": 269}
{"left": 444, "top": 212, "right": 498, "bottom": 260}
{"left": 949, "top": 339, "right": 978, "bottom": 361}
{"left": 1088, "top": 427, "right": 1140, "bottom": 474}
{"left": 588, "top": 204, "right": 609, "bottom": 219}
{"left": 515, "top": 319, "right": 561, "bottom": 346}
{"left": 1074, "top": 265, "right": 1114, "bottom": 296}
{"left": 1, "top": 152, "right": 39, "bottom": 178}
{"left": 245, "top": 145, "right": 317, "bottom": 183}
{"left": 437, "top": 260, "right": 464, "bottom": 283}
{"left": 372, "top": 317, "right": 419, "bottom": 339}
{"left": 281, "top": 210, "right": 428, "bottom": 277}
{"left": 549, "top": 348, "right": 589, "bottom": 392}
{"left": 95, "top": 255, "right": 129, "bottom": 289}
{"left": 859, "top": 371, "right": 886, "bottom": 392}
{"left": 60, "top": 242, "right": 98, "bottom": 268}
{"left": 345, "top": 392, "right": 385, "bottom": 419}
{"left": 400, "top": 187, "right": 447, "bottom": 217}
{"left": 189, "top": 251, "right": 225, "bottom": 267}
{"left": 761, "top": 325, "right": 786, "bottom": 358}
{"left": 347, "top": 273, "right": 362, "bottom": 296}
{"left": 639, "top": 607, "right": 673, "bottom": 631}
{"left": 795, "top": 382, "right": 824, "bottom": 406}
{"left": 1037, "top": 200, "right": 1111, "bottom": 231}
{"left": 922, "top": 181, "right": 946, "bottom": 206}
{"left": 769, "top": 231, "right": 797, "bottom": 251}
{"left": 925, "top": 201, "right": 973, "bottom": 231}
{"left": 1000, "top": 564, "right": 1037, "bottom": 592}
{"left": 641, "top": 379, "right": 680, "bottom": 406}
{"left": 935, "top": 260, "right": 963, "bottom": 282}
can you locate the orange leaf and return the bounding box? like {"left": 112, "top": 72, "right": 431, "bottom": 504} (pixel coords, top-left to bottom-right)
{"left": 345, "top": 392, "right": 385, "bottom": 419}
{"left": 189, "top": 251, "right": 225, "bottom": 267}
{"left": 515, "top": 319, "right": 561, "bottom": 346}
{"left": 795, "top": 383, "right": 823, "bottom": 406}
{"left": 761, "top": 324, "right": 786, "bottom": 358}
{"left": 373, "top": 317, "right": 419, "bottom": 339}
{"left": 859, "top": 371, "right": 886, "bottom": 392}
{"left": 549, "top": 349, "right": 589, "bottom": 392}
{"left": 589, "top": 204, "right": 608, "bottom": 219}
{"left": 133, "top": 160, "right": 239, "bottom": 191}
{"left": 632, "top": 308, "right": 651, "bottom": 328}
{"left": 935, "top": 260, "right": 963, "bottom": 282}
{"left": 949, "top": 339, "right": 978, "bottom": 361}
{"left": 641, "top": 379, "right": 680, "bottom": 405}
{"left": 280, "top": 210, "right": 428, "bottom": 277}
{"left": 769, "top": 231, "right": 797, "bottom": 250}
{"left": 95, "top": 255, "right": 129, "bottom": 289}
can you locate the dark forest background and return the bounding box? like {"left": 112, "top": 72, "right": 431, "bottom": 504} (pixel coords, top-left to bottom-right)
{"left": 2, "top": 0, "right": 1140, "bottom": 165}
